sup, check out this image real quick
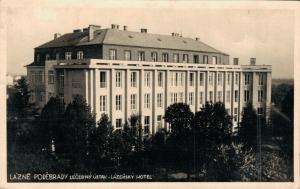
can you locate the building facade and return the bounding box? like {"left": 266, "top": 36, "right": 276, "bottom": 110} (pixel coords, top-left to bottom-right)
{"left": 26, "top": 24, "right": 272, "bottom": 134}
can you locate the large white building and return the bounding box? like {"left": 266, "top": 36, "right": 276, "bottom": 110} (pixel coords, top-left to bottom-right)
{"left": 27, "top": 24, "right": 272, "bottom": 134}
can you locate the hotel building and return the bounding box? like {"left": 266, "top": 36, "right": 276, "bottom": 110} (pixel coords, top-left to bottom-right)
{"left": 26, "top": 24, "right": 272, "bottom": 134}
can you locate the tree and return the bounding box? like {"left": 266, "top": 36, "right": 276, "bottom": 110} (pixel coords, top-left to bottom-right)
{"left": 38, "top": 96, "right": 65, "bottom": 153}
{"left": 59, "top": 95, "right": 95, "bottom": 170}
{"left": 238, "top": 103, "right": 258, "bottom": 148}
{"left": 7, "top": 76, "right": 37, "bottom": 119}
{"left": 164, "top": 103, "right": 194, "bottom": 137}
{"left": 281, "top": 86, "right": 293, "bottom": 119}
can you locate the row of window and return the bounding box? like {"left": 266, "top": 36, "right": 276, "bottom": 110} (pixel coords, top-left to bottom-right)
{"left": 109, "top": 49, "right": 219, "bottom": 64}
{"left": 36, "top": 51, "right": 84, "bottom": 62}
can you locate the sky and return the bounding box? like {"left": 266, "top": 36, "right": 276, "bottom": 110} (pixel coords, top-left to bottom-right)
{"left": 4, "top": 1, "right": 295, "bottom": 79}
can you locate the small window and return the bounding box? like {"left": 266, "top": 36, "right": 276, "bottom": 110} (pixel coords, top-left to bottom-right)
{"left": 199, "top": 72, "right": 204, "bottom": 86}
{"left": 258, "top": 73, "right": 264, "bottom": 85}
{"left": 130, "top": 71, "right": 137, "bottom": 87}
{"left": 116, "top": 71, "right": 122, "bottom": 87}
{"left": 245, "top": 73, "right": 251, "bottom": 85}
{"left": 189, "top": 72, "right": 195, "bottom": 86}
{"left": 100, "top": 95, "right": 107, "bottom": 112}
{"left": 130, "top": 94, "right": 137, "bottom": 110}
{"left": 157, "top": 93, "right": 163, "bottom": 108}
{"left": 100, "top": 71, "right": 106, "bottom": 88}
{"left": 258, "top": 90, "right": 264, "bottom": 102}
{"left": 209, "top": 91, "right": 213, "bottom": 102}
{"left": 183, "top": 54, "right": 189, "bottom": 63}
{"left": 209, "top": 72, "right": 214, "bottom": 85}
{"left": 188, "top": 92, "right": 194, "bottom": 105}
{"left": 36, "top": 54, "right": 40, "bottom": 62}
{"left": 226, "top": 91, "right": 230, "bottom": 103}
{"left": 199, "top": 92, "right": 203, "bottom": 105}
{"left": 203, "top": 55, "right": 208, "bottom": 64}
{"left": 124, "top": 50, "right": 131, "bottom": 61}
{"left": 48, "top": 70, "right": 54, "bottom": 84}
{"left": 144, "top": 71, "right": 151, "bottom": 87}
{"left": 77, "top": 51, "right": 83, "bottom": 59}
{"left": 65, "top": 52, "right": 72, "bottom": 60}
{"left": 45, "top": 54, "right": 50, "bottom": 60}
{"left": 234, "top": 90, "right": 239, "bottom": 102}
{"left": 144, "top": 116, "right": 150, "bottom": 135}
{"left": 109, "top": 49, "right": 117, "bottom": 60}
{"left": 138, "top": 51, "right": 145, "bottom": 61}
{"left": 194, "top": 55, "right": 199, "bottom": 63}
{"left": 173, "top": 54, "right": 179, "bottom": 63}
{"left": 116, "top": 119, "right": 122, "bottom": 129}
{"left": 157, "top": 115, "right": 162, "bottom": 128}
{"left": 212, "top": 56, "right": 217, "bottom": 64}
{"left": 158, "top": 72, "right": 163, "bottom": 87}
{"left": 144, "top": 93, "right": 150, "bottom": 109}
{"left": 162, "top": 53, "right": 169, "bottom": 62}
{"left": 56, "top": 53, "right": 60, "bottom": 60}
{"left": 217, "top": 73, "right": 223, "bottom": 85}
{"left": 244, "top": 90, "right": 250, "bottom": 102}
{"left": 116, "top": 95, "right": 122, "bottom": 111}
{"left": 217, "top": 91, "right": 222, "bottom": 102}
{"left": 151, "top": 52, "right": 157, "bottom": 62}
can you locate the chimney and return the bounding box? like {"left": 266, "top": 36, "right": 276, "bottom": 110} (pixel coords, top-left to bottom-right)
{"left": 111, "top": 24, "right": 119, "bottom": 29}
{"left": 141, "top": 28, "right": 147, "bottom": 33}
{"left": 250, "top": 58, "right": 256, "bottom": 65}
{"left": 172, "top": 32, "right": 179, "bottom": 37}
{"left": 233, "top": 58, "right": 239, "bottom": 65}
{"left": 195, "top": 37, "right": 200, "bottom": 41}
{"left": 73, "top": 29, "right": 82, "bottom": 33}
{"left": 88, "top": 25, "right": 101, "bottom": 41}
{"left": 123, "top": 25, "right": 128, "bottom": 31}
{"left": 54, "top": 33, "right": 61, "bottom": 39}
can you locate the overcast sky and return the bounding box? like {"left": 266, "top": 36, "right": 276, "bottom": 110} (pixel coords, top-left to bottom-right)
{"left": 5, "top": 1, "right": 295, "bottom": 79}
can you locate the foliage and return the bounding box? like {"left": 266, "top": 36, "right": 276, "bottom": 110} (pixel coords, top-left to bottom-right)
{"left": 281, "top": 86, "right": 293, "bottom": 119}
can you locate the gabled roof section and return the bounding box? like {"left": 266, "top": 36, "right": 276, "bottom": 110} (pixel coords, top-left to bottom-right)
{"left": 36, "top": 28, "right": 227, "bottom": 54}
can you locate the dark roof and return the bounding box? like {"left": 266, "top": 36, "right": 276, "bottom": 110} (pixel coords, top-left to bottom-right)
{"left": 36, "top": 28, "right": 227, "bottom": 54}
{"left": 26, "top": 62, "right": 45, "bottom": 67}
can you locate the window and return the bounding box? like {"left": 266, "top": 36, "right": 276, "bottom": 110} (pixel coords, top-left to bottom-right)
{"left": 38, "top": 71, "right": 44, "bottom": 84}
{"left": 48, "top": 70, "right": 54, "bottom": 84}
{"left": 178, "top": 92, "right": 183, "bottom": 103}
{"left": 235, "top": 73, "right": 239, "bottom": 85}
{"left": 39, "top": 92, "right": 44, "bottom": 102}
{"left": 203, "top": 55, "right": 208, "bottom": 64}
{"left": 144, "top": 116, "right": 150, "bottom": 135}
{"left": 199, "top": 92, "right": 203, "bottom": 105}
{"left": 162, "top": 53, "right": 169, "bottom": 62}
{"left": 234, "top": 90, "right": 239, "bottom": 102}
{"left": 173, "top": 54, "right": 179, "bottom": 63}
{"left": 157, "top": 93, "right": 163, "bottom": 108}
{"left": 209, "top": 91, "right": 213, "bottom": 102}
{"left": 116, "top": 119, "right": 122, "bottom": 129}
{"left": 116, "top": 71, "right": 122, "bottom": 87}
{"left": 258, "top": 90, "right": 264, "bottom": 102}
{"left": 58, "top": 72, "right": 64, "bottom": 89}
{"left": 217, "top": 73, "right": 223, "bottom": 85}
{"left": 189, "top": 72, "right": 195, "bottom": 86}
{"left": 175, "top": 72, "right": 178, "bottom": 86}
{"left": 100, "top": 71, "right": 106, "bottom": 88}
{"left": 227, "top": 73, "right": 231, "bottom": 85}
{"left": 257, "top": 107, "right": 264, "bottom": 115}
{"left": 258, "top": 73, "right": 264, "bottom": 85}
{"left": 245, "top": 73, "right": 251, "bottom": 85}
{"left": 77, "top": 51, "right": 83, "bottom": 59}
{"left": 56, "top": 53, "right": 59, "bottom": 60}
{"left": 36, "top": 54, "right": 40, "bottom": 62}
{"left": 72, "top": 78, "right": 81, "bottom": 88}
{"left": 179, "top": 72, "right": 184, "bottom": 86}
{"left": 158, "top": 72, "right": 163, "bottom": 87}
{"left": 144, "top": 93, "right": 150, "bottom": 108}
{"left": 65, "top": 52, "right": 72, "bottom": 60}
{"left": 170, "top": 92, "right": 178, "bottom": 104}
{"left": 157, "top": 115, "right": 162, "bottom": 128}
{"left": 244, "top": 90, "right": 250, "bottom": 102}
{"left": 100, "top": 95, "right": 107, "bottom": 112}
{"left": 199, "top": 73, "right": 204, "bottom": 86}
{"left": 209, "top": 72, "right": 214, "bottom": 85}
{"left": 188, "top": 92, "right": 194, "bottom": 105}
{"left": 124, "top": 50, "right": 131, "bottom": 61}
{"left": 234, "top": 108, "right": 238, "bottom": 121}
{"left": 130, "top": 72, "right": 137, "bottom": 87}
{"left": 234, "top": 108, "right": 238, "bottom": 115}
{"left": 183, "top": 54, "right": 189, "bottom": 63}
{"left": 151, "top": 52, "right": 157, "bottom": 62}
{"left": 217, "top": 91, "right": 222, "bottom": 102}
{"left": 212, "top": 56, "right": 217, "bottom": 64}
{"left": 226, "top": 91, "right": 230, "bottom": 103}
{"left": 45, "top": 54, "right": 50, "bottom": 60}
{"left": 130, "top": 94, "right": 137, "bottom": 110}
{"left": 109, "top": 49, "right": 117, "bottom": 60}
{"left": 144, "top": 71, "right": 151, "bottom": 87}
{"left": 194, "top": 55, "right": 199, "bottom": 63}
{"left": 138, "top": 51, "right": 145, "bottom": 61}
{"left": 116, "top": 95, "right": 122, "bottom": 111}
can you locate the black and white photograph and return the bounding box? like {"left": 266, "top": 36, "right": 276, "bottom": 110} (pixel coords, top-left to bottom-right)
{"left": 1, "top": 0, "right": 299, "bottom": 188}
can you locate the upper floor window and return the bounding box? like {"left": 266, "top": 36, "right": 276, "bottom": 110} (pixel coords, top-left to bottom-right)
{"left": 194, "top": 55, "right": 199, "bottom": 63}
{"left": 36, "top": 54, "right": 40, "bottom": 62}
{"left": 199, "top": 91, "right": 204, "bottom": 105}
{"left": 244, "top": 90, "right": 250, "bottom": 102}
{"left": 151, "top": 52, "right": 157, "bottom": 62}
{"left": 188, "top": 92, "right": 194, "bottom": 105}
{"left": 144, "top": 93, "right": 150, "bottom": 109}
{"left": 189, "top": 72, "right": 195, "bottom": 86}
{"left": 144, "top": 71, "right": 151, "bottom": 87}
{"left": 100, "top": 95, "right": 107, "bottom": 112}
{"left": 245, "top": 73, "right": 251, "bottom": 85}
{"left": 130, "top": 71, "right": 137, "bottom": 87}
{"left": 77, "top": 51, "right": 84, "bottom": 59}
{"left": 116, "top": 119, "right": 122, "bottom": 129}
{"left": 217, "top": 73, "right": 223, "bottom": 85}
{"left": 209, "top": 91, "right": 213, "bottom": 102}
{"left": 138, "top": 51, "right": 145, "bottom": 61}
{"left": 235, "top": 73, "right": 239, "bottom": 85}
{"left": 217, "top": 91, "right": 222, "bottom": 102}
{"left": 116, "top": 95, "right": 122, "bottom": 111}
{"left": 109, "top": 49, "right": 117, "bottom": 60}
{"left": 144, "top": 116, "right": 150, "bottom": 135}
{"left": 199, "top": 72, "right": 204, "bottom": 86}
{"left": 162, "top": 53, "right": 169, "bottom": 62}
{"left": 203, "top": 55, "right": 208, "bottom": 64}
{"left": 212, "top": 56, "right": 217, "bottom": 64}
{"left": 116, "top": 71, "right": 122, "bottom": 87}
{"left": 158, "top": 71, "right": 163, "bottom": 87}
{"left": 258, "top": 73, "right": 264, "bottom": 85}
{"left": 56, "top": 53, "right": 60, "bottom": 60}
{"left": 124, "top": 50, "right": 131, "bottom": 61}
{"left": 65, "top": 52, "right": 72, "bottom": 60}
{"left": 234, "top": 90, "right": 239, "bottom": 102}
{"left": 45, "top": 54, "right": 50, "bottom": 60}
{"left": 100, "top": 71, "right": 106, "bottom": 88}
{"left": 209, "top": 72, "right": 214, "bottom": 85}
{"left": 226, "top": 91, "right": 230, "bottom": 103}
{"left": 130, "top": 94, "right": 137, "bottom": 110}
{"left": 258, "top": 90, "right": 264, "bottom": 102}
{"left": 157, "top": 93, "right": 163, "bottom": 108}
{"left": 183, "top": 54, "right": 189, "bottom": 63}
{"left": 173, "top": 54, "right": 179, "bottom": 63}
{"left": 227, "top": 73, "right": 231, "bottom": 85}
{"left": 48, "top": 70, "right": 54, "bottom": 84}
